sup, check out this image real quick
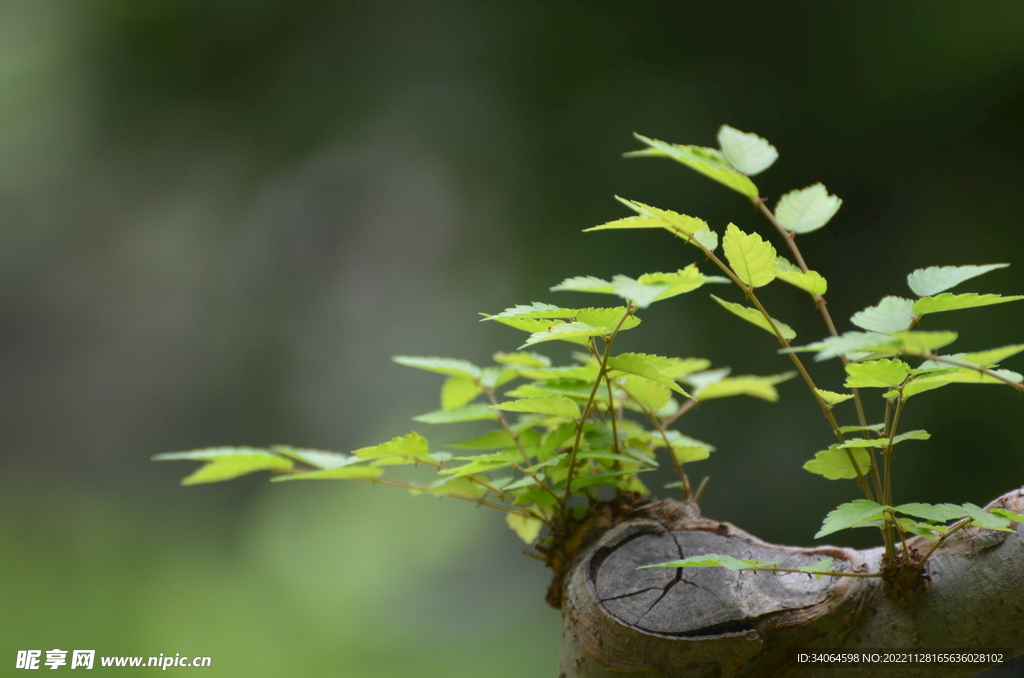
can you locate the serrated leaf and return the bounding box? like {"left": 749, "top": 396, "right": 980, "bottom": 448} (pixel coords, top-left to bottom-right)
{"left": 353, "top": 432, "right": 431, "bottom": 460}
{"left": 637, "top": 553, "right": 780, "bottom": 571}
{"left": 584, "top": 214, "right": 669, "bottom": 232}
{"left": 850, "top": 297, "right": 916, "bottom": 334}
{"left": 786, "top": 331, "right": 898, "bottom": 361}
{"left": 271, "top": 465, "right": 383, "bottom": 482}
{"left": 710, "top": 294, "right": 796, "bottom": 340}
{"left": 838, "top": 424, "right": 886, "bottom": 434}
{"left": 575, "top": 307, "right": 637, "bottom": 327}
{"left": 961, "top": 502, "right": 1013, "bottom": 531}
{"left": 907, "top": 264, "right": 1009, "bottom": 297}
{"left": 990, "top": 508, "right": 1024, "bottom": 524}
{"left": 775, "top": 257, "right": 828, "bottom": 296}
{"left": 637, "top": 266, "right": 729, "bottom": 301}
{"left": 479, "top": 365, "right": 517, "bottom": 389}
{"left": 815, "top": 388, "right": 855, "bottom": 406}
{"left": 659, "top": 357, "right": 713, "bottom": 380}
{"left": 891, "top": 330, "right": 959, "bottom": 354}
{"left": 804, "top": 445, "right": 871, "bottom": 480}
{"left": 844, "top": 359, "right": 911, "bottom": 388}
{"left": 450, "top": 429, "right": 516, "bottom": 450}
{"left": 413, "top": 403, "right": 499, "bottom": 424}
{"left": 608, "top": 353, "right": 689, "bottom": 396}
{"left": 520, "top": 321, "right": 608, "bottom": 348}
{"left": 774, "top": 183, "right": 842, "bottom": 234}
{"left": 154, "top": 447, "right": 293, "bottom": 485}
{"left": 569, "top": 469, "right": 652, "bottom": 492}
{"left": 694, "top": 373, "right": 795, "bottom": 402}
{"left": 506, "top": 512, "right": 545, "bottom": 544}
{"left": 691, "top": 227, "right": 719, "bottom": 252}
{"left": 717, "top": 125, "right": 778, "bottom": 175}
{"left": 441, "top": 376, "right": 482, "bottom": 410}
{"left": 629, "top": 134, "right": 759, "bottom": 197}
{"left": 392, "top": 356, "right": 481, "bottom": 380}
{"left": 550, "top": 275, "right": 614, "bottom": 294}
{"left": 620, "top": 376, "right": 671, "bottom": 413}
{"left": 271, "top": 446, "right": 353, "bottom": 470}
{"left": 482, "top": 302, "right": 567, "bottom": 320}
{"left": 815, "top": 500, "right": 887, "bottom": 539}
{"left": 611, "top": 197, "right": 711, "bottom": 235}
{"left": 957, "top": 344, "right": 1024, "bottom": 367}
{"left": 665, "top": 431, "right": 715, "bottom": 463}
{"left": 797, "top": 557, "right": 836, "bottom": 578}
{"left": 611, "top": 275, "right": 669, "bottom": 308}
{"left": 492, "top": 396, "right": 581, "bottom": 420}
{"left": 894, "top": 503, "right": 971, "bottom": 522}
{"left": 493, "top": 351, "right": 551, "bottom": 368}
{"left": 901, "top": 367, "right": 1023, "bottom": 398}
{"left": 723, "top": 223, "right": 777, "bottom": 288}
{"left": 425, "top": 476, "right": 488, "bottom": 499}
{"left": 913, "top": 293, "right": 1024, "bottom": 316}
{"left": 891, "top": 430, "right": 930, "bottom": 444}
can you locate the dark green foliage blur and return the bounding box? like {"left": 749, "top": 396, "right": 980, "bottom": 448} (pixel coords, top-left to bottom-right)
{"left": 3, "top": 2, "right": 1024, "bottom": 674}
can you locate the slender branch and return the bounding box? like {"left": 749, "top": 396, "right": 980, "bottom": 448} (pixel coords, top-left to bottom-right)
{"left": 484, "top": 388, "right": 561, "bottom": 503}
{"left": 916, "top": 353, "right": 1024, "bottom": 391}
{"left": 626, "top": 389, "right": 691, "bottom": 499}
{"left": 662, "top": 397, "right": 698, "bottom": 427}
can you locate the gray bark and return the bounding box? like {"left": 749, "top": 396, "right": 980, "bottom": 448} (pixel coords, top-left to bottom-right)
{"left": 559, "top": 487, "right": 1024, "bottom": 678}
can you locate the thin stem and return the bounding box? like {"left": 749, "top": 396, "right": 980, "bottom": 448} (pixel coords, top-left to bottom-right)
{"left": 749, "top": 566, "right": 882, "bottom": 579}
{"left": 916, "top": 519, "right": 973, "bottom": 571}
{"left": 629, "top": 391, "right": 691, "bottom": 499}
{"left": 917, "top": 354, "right": 1024, "bottom": 391}
{"left": 561, "top": 305, "right": 635, "bottom": 507}
{"left": 366, "top": 477, "right": 547, "bottom": 522}
{"left": 663, "top": 397, "right": 698, "bottom": 427}
{"left": 753, "top": 197, "right": 871, "bottom": 430}
{"left": 484, "top": 388, "right": 561, "bottom": 503}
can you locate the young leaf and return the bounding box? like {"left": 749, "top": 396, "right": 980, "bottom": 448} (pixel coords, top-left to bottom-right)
{"left": 520, "top": 322, "right": 609, "bottom": 348}
{"left": 815, "top": 500, "right": 887, "bottom": 539}
{"left": 838, "top": 424, "right": 885, "bottom": 434}
{"left": 797, "top": 557, "right": 836, "bottom": 579}
{"left": 890, "top": 330, "right": 958, "bottom": 354}
{"left": 611, "top": 197, "right": 711, "bottom": 235}
{"left": 912, "top": 293, "right": 1024, "bottom": 316}
{"left": 585, "top": 214, "right": 670, "bottom": 232}
{"left": 506, "top": 512, "right": 545, "bottom": 544}
{"left": 550, "top": 275, "right": 614, "bottom": 294}
{"left": 620, "top": 376, "right": 672, "bottom": 412}
{"left": 850, "top": 297, "right": 916, "bottom": 334}
{"left": 786, "top": 331, "right": 898, "bottom": 361}
{"left": 894, "top": 503, "right": 971, "bottom": 523}
{"left": 392, "top": 356, "right": 481, "bottom": 381}
{"left": 774, "top": 183, "right": 842, "bottom": 234}
{"left": 844, "top": 359, "right": 911, "bottom": 389}
{"left": 815, "top": 388, "right": 854, "bottom": 406}
{"left": 907, "top": 263, "right": 1009, "bottom": 297}
{"left": 272, "top": 466, "right": 384, "bottom": 482}
{"left": 493, "top": 351, "right": 551, "bottom": 368}
{"left": 353, "top": 432, "right": 431, "bottom": 460}
{"left": 153, "top": 447, "right": 293, "bottom": 485}
{"left": 628, "top": 133, "right": 759, "bottom": 198}
{"left": 492, "top": 396, "right": 581, "bottom": 420}
{"left": 803, "top": 445, "right": 871, "bottom": 480}
{"left": 426, "top": 476, "right": 489, "bottom": 500}
{"left": 990, "top": 508, "right": 1024, "bottom": 525}
{"left": 717, "top": 125, "right": 778, "bottom": 175}
{"left": 482, "top": 302, "right": 568, "bottom": 320}
{"left": 691, "top": 227, "right": 719, "bottom": 252}
{"left": 722, "top": 223, "right": 778, "bottom": 288}
{"left": 961, "top": 503, "right": 1013, "bottom": 531}
{"left": 710, "top": 295, "right": 796, "bottom": 340}
{"left": 693, "top": 373, "right": 795, "bottom": 402}
{"left": 610, "top": 275, "right": 669, "bottom": 308}
{"left": 450, "top": 429, "right": 516, "bottom": 450}
{"left": 955, "top": 344, "right": 1024, "bottom": 367}
{"left": 413, "top": 403, "right": 499, "bottom": 424}
{"left": 891, "top": 430, "right": 931, "bottom": 445}
{"left": 637, "top": 267, "right": 729, "bottom": 301}
{"left": 775, "top": 257, "right": 828, "bottom": 296}
{"left": 271, "top": 446, "right": 353, "bottom": 470}
{"left": 664, "top": 431, "right": 715, "bottom": 463}
{"left": 901, "top": 367, "right": 1023, "bottom": 398}
{"left": 607, "top": 353, "right": 690, "bottom": 396}
{"left": 442, "top": 377, "right": 482, "bottom": 410}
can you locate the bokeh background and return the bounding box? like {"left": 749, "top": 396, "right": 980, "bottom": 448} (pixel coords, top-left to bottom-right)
{"left": 3, "top": 1, "right": 1024, "bottom": 675}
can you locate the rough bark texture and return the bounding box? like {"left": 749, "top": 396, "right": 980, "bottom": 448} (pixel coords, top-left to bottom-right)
{"left": 560, "top": 487, "right": 1024, "bottom": 678}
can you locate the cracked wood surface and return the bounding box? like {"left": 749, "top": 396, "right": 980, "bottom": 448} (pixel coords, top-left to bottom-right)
{"left": 559, "top": 487, "right": 1024, "bottom": 678}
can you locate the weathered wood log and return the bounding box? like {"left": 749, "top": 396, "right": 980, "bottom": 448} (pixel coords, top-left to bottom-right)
{"left": 559, "top": 487, "right": 1024, "bottom": 678}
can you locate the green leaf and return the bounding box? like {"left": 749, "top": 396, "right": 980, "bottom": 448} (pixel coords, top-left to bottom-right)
{"left": 838, "top": 424, "right": 885, "bottom": 434}
{"left": 786, "top": 331, "right": 898, "bottom": 361}
{"left": 961, "top": 503, "right": 1013, "bottom": 531}
{"left": 620, "top": 376, "right": 671, "bottom": 412}
{"left": 520, "top": 321, "right": 608, "bottom": 348}
{"left": 990, "top": 508, "right": 1024, "bottom": 525}
{"left": 803, "top": 445, "right": 871, "bottom": 480}
{"left": 659, "top": 357, "right": 713, "bottom": 380}
{"left": 353, "top": 432, "right": 431, "bottom": 460}
{"left": 901, "top": 367, "right": 1023, "bottom": 398}
{"left": 154, "top": 447, "right": 293, "bottom": 485}
{"left": 717, "top": 125, "right": 778, "bottom": 175}
{"left": 413, "top": 404, "right": 499, "bottom": 424}
{"left": 837, "top": 430, "right": 928, "bottom": 449}
{"left": 913, "top": 293, "right": 1024, "bottom": 317}
{"left": 550, "top": 275, "right": 614, "bottom": 294}
{"left": 611, "top": 275, "right": 669, "bottom": 309}
{"left": 815, "top": 388, "right": 854, "bottom": 406}
{"left": 775, "top": 257, "right": 828, "bottom": 296}
{"left": 271, "top": 446, "right": 352, "bottom": 470}
{"left": 692, "top": 227, "right": 720, "bottom": 252}
{"left": 636, "top": 266, "right": 729, "bottom": 301}
{"left": 956, "top": 344, "right": 1024, "bottom": 367}
{"left": 479, "top": 365, "right": 517, "bottom": 389}
{"left": 664, "top": 431, "right": 715, "bottom": 463}
{"left": 710, "top": 294, "right": 796, "bottom": 340}
{"left": 774, "top": 183, "right": 842, "bottom": 234}
{"left": 891, "top": 429, "right": 930, "bottom": 444}
{"left": 629, "top": 133, "right": 760, "bottom": 198}
{"left": 392, "top": 356, "right": 481, "bottom": 381}
{"left": 850, "top": 297, "right": 916, "bottom": 334}
{"left": 450, "top": 429, "right": 516, "bottom": 450}
{"left": 637, "top": 553, "right": 780, "bottom": 571}
{"left": 694, "top": 373, "right": 795, "bottom": 402}
{"left": 569, "top": 469, "right": 652, "bottom": 492}
{"left": 722, "top": 223, "right": 778, "bottom": 288}
{"left": 585, "top": 214, "right": 671, "bottom": 232}
{"left": 506, "top": 512, "right": 545, "bottom": 544}
{"left": 425, "top": 476, "right": 489, "bottom": 499}
{"left": 608, "top": 353, "right": 690, "bottom": 396}
{"left": 271, "top": 466, "right": 383, "bottom": 482}
{"left": 492, "top": 396, "right": 581, "bottom": 420}
{"left": 844, "top": 359, "right": 911, "bottom": 389}
{"left": 815, "top": 500, "right": 887, "bottom": 539}
{"left": 610, "top": 197, "right": 711, "bottom": 235}
{"left": 907, "top": 263, "right": 1009, "bottom": 297}
{"left": 797, "top": 557, "right": 836, "bottom": 579}
{"left": 482, "top": 302, "right": 567, "bottom": 320}
{"left": 441, "top": 376, "right": 482, "bottom": 410}
{"left": 894, "top": 503, "right": 971, "bottom": 522}
{"left": 890, "top": 330, "right": 959, "bottom": 354}
{"left": 493, "top": 351, "right": 551, "bottom": 368}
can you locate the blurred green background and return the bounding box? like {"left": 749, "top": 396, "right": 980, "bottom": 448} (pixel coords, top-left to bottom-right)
{"left": 3, "top": 1, "right": 1024, "bottom": 675}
